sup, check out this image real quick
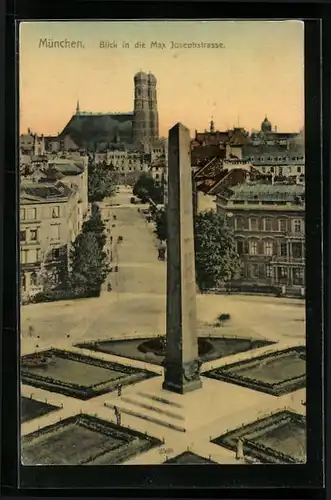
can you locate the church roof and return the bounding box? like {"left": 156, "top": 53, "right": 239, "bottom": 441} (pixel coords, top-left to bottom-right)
{"left": 59, "top": 112, "right": 134, "bottom": 148}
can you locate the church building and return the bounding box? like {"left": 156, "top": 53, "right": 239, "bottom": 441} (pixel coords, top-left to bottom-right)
{"left": 50, "top": 71, "right": 160, "bottom": 152}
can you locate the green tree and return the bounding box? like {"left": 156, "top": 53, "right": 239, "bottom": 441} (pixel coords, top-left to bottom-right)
{"left": 133, "top": 172, "right": 155, "bottom": 202}
{"left": 154, "top": 208, "right": 167, "bottom": 242}
{"left": 69, "top": 231, "right": 109, "bottom": 291}
{"left": 88, "top": 161, "right": 117, "bottom": 202}
{"left": 133, "top": 172, "right": 164, "bottom": 204}
{"left": 194, "top": 210, "right": 240, "bottom": 292}
{"left": 82, "top": 202, "right": 106, "bottom": 250}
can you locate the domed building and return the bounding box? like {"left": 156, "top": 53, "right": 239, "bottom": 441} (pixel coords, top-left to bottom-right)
{"left": 57, "top": 71, "right": 159, "bottom": 152}
{"left": 261, "top": 116, "right": 272, "bottom": 133}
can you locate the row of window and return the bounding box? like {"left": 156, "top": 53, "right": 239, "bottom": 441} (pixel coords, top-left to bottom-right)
{"left": 259, "top": 166, "right": 303, "bottom": 174}
{"left": 20, "top": 228, "right": 38, "bottom": 243}
{"left": 237, "top": 240, "right": 304, "bottom": 258}
{"left": 20, "top": 206, "right": 60, "bottom": 221}
{"left": 20, "top": 247, "right": 61, "bottom": 264}
{"left": 246, "top": 263, "right": 304, "bottom": 284}
{"left": 248, "top": 156, "right": 304, "bottom": 163}
{"left": 235, "top": 217, "right": 303, "bottom": 233}
{"left": 20, "top": 224, "right": 60, "bottom": 243}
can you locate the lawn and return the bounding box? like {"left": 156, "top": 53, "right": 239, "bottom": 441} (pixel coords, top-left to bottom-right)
{"left": 22, "top": 414, "right": 162, "bottom": 465}
{"left": 203, "top": 346, "right": 306, "bottom": 396}
{"left": 76, "top": 336, "right": 274, "bottom": 366}
{"left": 21, "top": 397, "right": 59, "bottom": 423}
{"left": 212, "top": 410, "right": 306, "bottom": 464}
{"left": 21, "top": 349, "right": 159, "bottom": 400}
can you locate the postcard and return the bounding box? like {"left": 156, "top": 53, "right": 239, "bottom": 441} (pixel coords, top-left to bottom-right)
{"left": 19, "top": 20, "right": 306, "bottom": 466}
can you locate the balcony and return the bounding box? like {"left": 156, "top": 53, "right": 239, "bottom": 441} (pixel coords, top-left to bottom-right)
{"left": 271, "top": 256, "right": 305, "bottom": 264}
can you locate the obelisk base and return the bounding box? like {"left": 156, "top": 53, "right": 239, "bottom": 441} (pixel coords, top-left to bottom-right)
{"left": 162, "top": 359, "right": 202, "bottom": 395}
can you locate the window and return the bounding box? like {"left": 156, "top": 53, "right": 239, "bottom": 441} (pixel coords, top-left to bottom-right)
{"left": 155, "top": 173, "right": 159, "bottom": 179}
{"left": 29, "top": 229, "right": 38, "bottom": 241}
{"left": 52, "top": 248, "right": 60, "bottom": 260}
{"left": 52, "top": 206, "right": 60, "bottom": 218}
{"left": 280, "top": 243, "right": 288, "bottom": 257}
{"left": 293, "top": 219, "right": 303, "bottom": 233}
{"left": 250, "top": 218, "right": 258, "bottom": 231}
{"left": 28, "top": 248, "right": 38, "bottom": 263}
{"left": 264, "top": 218, "right": 272, "bottom": 231}
{"left": 30, "top": 272, "right": 38, "bottom": 286}
{"left": 20, "top": 249, "right": 29, "bottom": 263}
{"left": 264, "top": 240, "right": 273, "bottom": 256}
{"left": 20, "top": 230, "right": 26, "bottom": 242}
{"left": 297, "top": 166, "right": 301, "bottom": 173}
{"left": 26, "top": 208, "right": 37, "bottom": 220}
{"left": 20, "top": 209, "right": 25, "bottom": 220}
{"left": 237, "top": 240, "right": 244, "bottom": 255}
{"left": 292, "top": 242, "right": 303, "bottom": 258}
{"left": 293, "top": 267, "right": 304, "bottom": 285}
{"left": 51, "top": 224, "right": 60, "bottom": 240}
{"left": 250, "top": 240, "right": 258, "bottom": 255}
{"left": 235, "top": 217, "right": 244, "bottom": 230}
{"left": 266, "top": 265, "right": 273, "bottom": 278}
{"left": 249, "top": 263, "right": 259, "bottom": 279}
{"left": 279, "top": 219, "right": 287, "bottom": 232}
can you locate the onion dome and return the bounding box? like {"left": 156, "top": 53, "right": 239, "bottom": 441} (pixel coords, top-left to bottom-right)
{"left": 148, "top": 72, "right": 157, "bottom": 84}
{"left": 261, "top": 116, "right": 272, "bottom": 132}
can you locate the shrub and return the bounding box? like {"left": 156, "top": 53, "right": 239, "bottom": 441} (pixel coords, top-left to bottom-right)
{"left": 33, "top": 286, "right": 100, "bottom": 303}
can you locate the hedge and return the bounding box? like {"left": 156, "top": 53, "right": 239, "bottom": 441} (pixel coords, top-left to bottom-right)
{"left": 32, "top": 286, "right": 100, "bottom": 303}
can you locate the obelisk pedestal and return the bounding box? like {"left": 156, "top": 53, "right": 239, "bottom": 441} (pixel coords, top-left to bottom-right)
{"left": 162, "top": 123, "right": 202, "bottom": 394}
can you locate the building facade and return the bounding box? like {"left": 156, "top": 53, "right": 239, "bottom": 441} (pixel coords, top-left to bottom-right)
{"left": 216, "top": 183, "right": 305, "bottom": 294}
{"left": 20, "top": 180, "right": 82, "bottom": 299}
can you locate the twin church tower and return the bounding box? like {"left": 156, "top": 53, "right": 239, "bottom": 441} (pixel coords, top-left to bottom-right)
{"left": 132, "top": 71, "right": 159, "bottom": 145}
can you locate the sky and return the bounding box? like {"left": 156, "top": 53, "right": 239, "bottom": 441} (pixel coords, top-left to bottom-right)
{"left": 19, "top": 20, "right": 304, "bottom": 137}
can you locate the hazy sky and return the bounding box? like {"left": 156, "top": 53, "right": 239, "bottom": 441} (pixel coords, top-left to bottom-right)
{"left": 20, "top": 20, "right": 304, "bottom": 137}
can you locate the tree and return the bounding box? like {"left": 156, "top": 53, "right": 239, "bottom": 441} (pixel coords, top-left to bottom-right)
{"left": 82, "top": 202, "right": 106, "bottom": 250}
{"left": 133, "top": 172, "right": 164, "bottom": 204}
{"left": 133, "top": 172, "right": 155, "bottom": 202}
{"left": 69, "top": 232, "right": 109, "bottom": 291}
{"left": 194, "top": 210, "right": 240, "bottom": 292}
{"left": 88, "top": 161, "right": 117, "bottom": 202}
{"left": 154, "top": 208, "right": 167, "bottom": 242}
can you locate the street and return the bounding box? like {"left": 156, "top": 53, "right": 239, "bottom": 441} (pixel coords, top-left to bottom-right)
{"left": 21, "top": 186, "right": 305, "bottom": 353}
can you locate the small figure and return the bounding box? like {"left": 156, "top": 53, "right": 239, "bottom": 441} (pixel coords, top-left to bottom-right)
{"left": 113, "top": 215, "right": 117, "bottom": 220}
{"left": 117, "top": 383, "right": 122, "bottom": 397}
{"left": 114, "top": 265, "right": 118, "bottom": 272}
{"left": 107, "top": 282, "right": 112, "bottom": 292}
{"left": 114, "top": 406, "right": 121, "bottom": 426}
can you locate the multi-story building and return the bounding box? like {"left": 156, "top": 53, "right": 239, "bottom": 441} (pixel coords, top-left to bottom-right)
{"left": 216, "top": 182, "right": 305, "bottom": 294}
{"left": 150, "top": 155, "right": 166, "bottom": 186}
{"left": 20, "top": 129, "right": 45, "bottom": 156}
{"left": 20, "top": 179, "right": 82, "bottom": 299}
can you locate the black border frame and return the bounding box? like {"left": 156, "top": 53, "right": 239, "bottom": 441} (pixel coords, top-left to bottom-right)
{"left": 1, "top": 1, "right": 328, "bottom": 497}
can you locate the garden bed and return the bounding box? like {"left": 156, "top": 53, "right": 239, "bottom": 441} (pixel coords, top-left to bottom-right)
{"left": 21, "top": 349, "right": 159, "bottom": 400}
{"left": 163, "top": 451, "right": 217, "bottom": 464}
{"left": 21, "top": 397, "right": 59, "bottom": 423}
{"left": 203, "top": 346, "right": 306, "bottom": 396}
{"left": 21, "top": 413, "right": 162, "bottom": 465}
{"left": 211, "top": 410, "right": 306, "bottom": 464}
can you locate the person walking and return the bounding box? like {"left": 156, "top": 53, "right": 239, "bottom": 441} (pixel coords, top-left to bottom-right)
{"left": 117, "top": 383, "right": 122, "bottom": 397}
{"left": 114, "top": 406, "right": 121, "bottom": 426}
{"left": 107, "top": 282, "right": 112, "bottom": 292}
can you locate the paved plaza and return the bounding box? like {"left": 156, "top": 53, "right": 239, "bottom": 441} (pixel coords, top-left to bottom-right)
{"left": 20, "top": 186, "right": 306, "bottom": 465}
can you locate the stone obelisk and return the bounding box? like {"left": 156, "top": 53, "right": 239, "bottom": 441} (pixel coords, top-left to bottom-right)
{"left": 162, "top": 123, "right": 202, "bottom": 394}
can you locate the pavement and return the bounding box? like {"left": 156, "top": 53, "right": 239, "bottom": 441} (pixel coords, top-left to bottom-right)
{"left": 20, "top": 185, "right": 306, "bottom": 465}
